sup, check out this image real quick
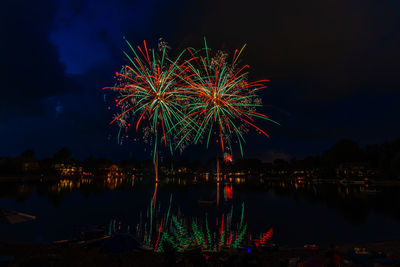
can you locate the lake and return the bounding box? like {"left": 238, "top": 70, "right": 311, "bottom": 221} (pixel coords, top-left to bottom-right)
{"left": 1, "top": 176, "right": 400, "bottom": 247}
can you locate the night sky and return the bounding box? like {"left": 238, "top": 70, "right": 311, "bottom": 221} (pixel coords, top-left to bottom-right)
{"left": 2, "top": 0, "right": 400, "bottom": 161}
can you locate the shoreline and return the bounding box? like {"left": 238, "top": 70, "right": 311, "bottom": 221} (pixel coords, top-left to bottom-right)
{"left": 1, "top": 175, "right": 400, "bottom": 185}
{"left": 1, "top": 239, "right": 399, "bottom": 266}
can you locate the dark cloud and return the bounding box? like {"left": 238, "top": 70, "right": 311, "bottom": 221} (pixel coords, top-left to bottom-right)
{"left": 1, "top": 1, "right": 79, "bottom": 120}
{"left": 1, "top": 0, "right": 400, "bottom": 160}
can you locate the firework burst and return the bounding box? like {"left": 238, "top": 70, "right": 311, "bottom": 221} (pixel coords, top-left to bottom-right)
{"left": 104, "top": 38, "right": 278, "bottom": 175}
{"left": 179, "top": 38, "right": 279, "bottom": 157}
{"left": 103, "top": 39, "right": 195, "bottom": 166}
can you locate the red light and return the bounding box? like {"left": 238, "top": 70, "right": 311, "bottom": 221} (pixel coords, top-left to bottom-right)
{"left": 224, "top": 185, "right": 233, "bottom": 199}
{"left": 224, "top": 155, "right": 233, "bottom": 162}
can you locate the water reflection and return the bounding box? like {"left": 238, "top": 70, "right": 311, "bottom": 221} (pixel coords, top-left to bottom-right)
{"left": 1, "top": 176, "right": 400, "bottom": 223}
{"left": 1, "top": 175, "right": 400, "bottom": 244}
{"left": 109, "top": 195, "right": 273, "bottom": 252}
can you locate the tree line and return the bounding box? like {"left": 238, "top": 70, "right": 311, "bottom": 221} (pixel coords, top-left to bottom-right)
{"left": 1, "top": 138, "right": 400, "bottom": 179}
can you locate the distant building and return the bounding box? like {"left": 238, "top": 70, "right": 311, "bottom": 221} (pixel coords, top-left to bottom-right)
{"left": 177, "top": 167, "right": 188, "bottom": 174}
{"left": 270, "top": 169, "right": 289, "bottom": 177}
{"left": 336, "top": 162, "right": 377, "bottom": 178}
{"left": 52, "top": 163, "right": 83, "bottom": 176}
{"left": 98, "top": 163, "right": 124, "bottom": 178}
{"left": 292, "top": 169, "right": 315, "bottom": 178}
{"left": 22, "top": 161, "right": 40, "bottom": 172}
{"left": 160, "top": 166, "right": 176, "bottom": 175}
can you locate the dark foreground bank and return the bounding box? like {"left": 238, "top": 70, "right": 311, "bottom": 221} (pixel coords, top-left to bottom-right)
{"left": 1, "top": 240, "right": 400, "bottom": 266}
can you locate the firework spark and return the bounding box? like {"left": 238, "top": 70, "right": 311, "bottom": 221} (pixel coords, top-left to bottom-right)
{"left": 104, "top": 39, "right": 195, "bottom": 165}
{"left": 129, "top": 197, "right": 273, "bottom": 252}
{"left": 179, "top": 38, "right": 279, "bottom": 156}
{"left": 104, "top": 38, "right": 278, "bottom": 174}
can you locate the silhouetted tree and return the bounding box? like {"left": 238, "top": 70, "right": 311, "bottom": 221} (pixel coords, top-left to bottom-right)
{"left": 233, "top": 158, "right": 262, "bottom": 173}
{"left": 0, "top": 157, "right": 21, "bottom": 175}
{"left": 320, "top": 139, "right": 363, "bottom": 177}
{"left": 53, "top": 147, "right": 71, "bottom": 162}
{"left": 119, "top": 156, "right": 138, "bottom": 173}
{"left": 20, "top": 149, "right": 35, "bottom": 160}
{"left": 391, "top": 152, "right": 400, "bottom": 179}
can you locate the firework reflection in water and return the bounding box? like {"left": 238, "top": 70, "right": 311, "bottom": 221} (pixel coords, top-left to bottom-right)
{"left": 109, "top": 195, "right": 273, "bottom": 252}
